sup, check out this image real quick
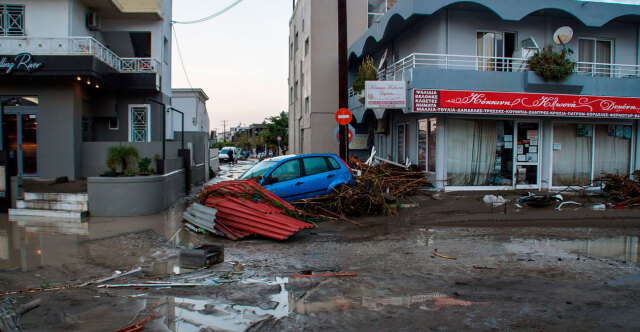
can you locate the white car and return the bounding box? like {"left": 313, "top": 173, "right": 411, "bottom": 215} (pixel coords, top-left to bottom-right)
{"left": 218, "top": 147, "right": 238, "bottom": 163}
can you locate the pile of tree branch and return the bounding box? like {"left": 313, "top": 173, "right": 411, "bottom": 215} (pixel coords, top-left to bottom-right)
{"left": 596, "top": 171, "right": 640, "bottom": 207}
{"left": 294, "top": 157, "right": 434, "bottom": 218}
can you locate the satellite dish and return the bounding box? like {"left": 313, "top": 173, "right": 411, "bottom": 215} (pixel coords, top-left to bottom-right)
{"left": 553, "top": 26, "right": 573, "bottom": 45}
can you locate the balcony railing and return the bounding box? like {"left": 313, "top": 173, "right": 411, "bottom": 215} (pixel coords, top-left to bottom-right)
{"left": 377, "top": 53, "right": 640, "bottom": 81}
{"left": 0, "top": 36, "right": 159, "bottom": 73}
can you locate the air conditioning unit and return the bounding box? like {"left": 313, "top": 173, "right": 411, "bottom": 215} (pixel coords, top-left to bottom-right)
{"left": 86, "top": 12, "right": 101, "bottom": 31}
{"left": 375, "top": 119, "right": 387, "bottom": 134}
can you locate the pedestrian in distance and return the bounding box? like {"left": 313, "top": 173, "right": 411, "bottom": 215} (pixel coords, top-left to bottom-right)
{"left": 227, "top": 148, "right": 234, "bottom": 165}
{"left": 367, "top": 130, "right": 375, "bottom": 156}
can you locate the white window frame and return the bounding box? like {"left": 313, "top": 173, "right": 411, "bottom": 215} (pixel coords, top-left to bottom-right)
{"left": 549, "top": 119, "right": 634, "bottom": 190}
{"left": 128, "top": 104, "right": 151, "bottom": 142}
{"left": 577, "top": 38, "right": 615, "bottom": 77}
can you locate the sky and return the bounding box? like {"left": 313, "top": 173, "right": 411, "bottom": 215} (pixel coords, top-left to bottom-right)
{"left": 171, "top": 0, "right": 292, "bottom": 133}
{"left": 170, "top": 0, "right": 640, "bottom": 134}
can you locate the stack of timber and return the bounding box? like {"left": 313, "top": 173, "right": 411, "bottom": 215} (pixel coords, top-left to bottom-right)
{"left": 183, "top": 180, "right": 313, "bottom": 240}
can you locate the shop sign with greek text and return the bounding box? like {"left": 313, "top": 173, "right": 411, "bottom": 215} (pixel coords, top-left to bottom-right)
{"left": 413, "top": 89, "right": 640, "bottom": 118}
{"left": 365, "top": 81, "right": 406, "bottom": 109}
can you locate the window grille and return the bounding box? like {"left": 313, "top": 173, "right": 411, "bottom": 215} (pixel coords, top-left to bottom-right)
{"left": 129, "top": 105, "right": 150, "bottom": 142}
{"left": 0, "top": 5, "right": 25, "bottom": 36}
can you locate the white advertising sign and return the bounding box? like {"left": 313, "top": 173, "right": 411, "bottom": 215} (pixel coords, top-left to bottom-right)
{"left": 365, "top": 81, "right": 406, "bottom": 109}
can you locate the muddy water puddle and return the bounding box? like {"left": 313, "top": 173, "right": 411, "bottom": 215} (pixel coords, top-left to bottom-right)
{"left": 136, "top": 277, "right": 488, "bottom": 330}
{"left": 415, "top": 228, "right": 639, "bottom": 263}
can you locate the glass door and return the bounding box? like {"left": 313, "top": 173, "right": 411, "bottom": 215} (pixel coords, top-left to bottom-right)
{"left": 2, "top": 112, "right": 38, "bottom": 176}
{"left": 418, "top": 118, "right": 437, "bottom": 172}
{"left": 514, "top": 121, "right": 540, "bottom": 189}
{"left": 21, "top": 114, "right": 38, "bottom": 175}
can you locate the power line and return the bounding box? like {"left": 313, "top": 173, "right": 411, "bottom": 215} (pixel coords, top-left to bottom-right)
{"left": 172, "top": 25, "right": 195, "bottom": 92}
{"left": 172, "top": 0, "right": 244, "bottom": 24}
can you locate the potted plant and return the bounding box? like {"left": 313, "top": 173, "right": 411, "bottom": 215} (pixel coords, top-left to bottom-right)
{"left": 105, "top": 144, "right": 140, "bottom": 175}
{"left": 352, "top": 55, "right": 378, "bottom": 102}
{"left": 528, "top": 45, "right": 576, "bottom": 81}
{"left": 138, "top": 157, "right": 153, "bottom": 175}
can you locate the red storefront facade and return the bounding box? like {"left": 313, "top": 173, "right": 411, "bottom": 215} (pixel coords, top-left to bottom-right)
{"left": 411, "top": 89, "right": 638, "bottom": 190}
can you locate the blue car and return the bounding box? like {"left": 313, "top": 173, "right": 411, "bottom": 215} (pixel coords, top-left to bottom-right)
{"left": 238, "top": 154, "right": 355, "bottom": 202}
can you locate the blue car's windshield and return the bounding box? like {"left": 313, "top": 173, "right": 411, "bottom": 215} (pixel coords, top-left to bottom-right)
{"left": 239, "top": 160, "right": 279, "bottom": 180}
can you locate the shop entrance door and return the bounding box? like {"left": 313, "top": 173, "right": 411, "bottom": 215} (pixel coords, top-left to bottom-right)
{"left": 513, "top": 121, "right": 540, "bottom": 189}
{"left": 3, "top": 109, "right": 38, "bottom": 176}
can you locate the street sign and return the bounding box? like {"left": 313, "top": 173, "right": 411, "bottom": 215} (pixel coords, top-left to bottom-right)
{"left": 277, "top": 136, "right": 281, "bottom": 141}
{"left": 334, "top": 124, "right": 355, "bottom": 144}
{"left": 335, "top": 108, "right": 352, "bottom": 125}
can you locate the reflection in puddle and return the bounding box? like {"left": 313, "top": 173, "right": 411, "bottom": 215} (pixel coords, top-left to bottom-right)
{"left": 508, "top": 236, "right": 639, "bottom": 263}
{"left": 143, "top": 278, "right": 490, "bottom": 331}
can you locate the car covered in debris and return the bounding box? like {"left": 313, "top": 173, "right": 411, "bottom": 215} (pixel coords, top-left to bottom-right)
{"left": 238, "top": 154, "right": 354, "bottom": 202}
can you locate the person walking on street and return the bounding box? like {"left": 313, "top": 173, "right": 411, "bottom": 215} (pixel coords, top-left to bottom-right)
{"left": 367, "top": 130, "right": 375, "bottom": 156}
{"left": 227, "top": 148, "right": 234, "bottom": 165}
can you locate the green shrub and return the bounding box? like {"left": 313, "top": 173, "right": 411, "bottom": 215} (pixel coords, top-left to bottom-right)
{"left": 138, "top": 157, "right": 152, "bottom": 173}
{"left": 528, "top": 45, "right": 576, "bottom": 81}
{"left": 101, "top": 170, "right": 118, "bottom": 177}
{"left": 123, "top": 168, "right": 138, "bottom": 177}
{"left": 106, "top": 145, "right": 140, "bottom": 173}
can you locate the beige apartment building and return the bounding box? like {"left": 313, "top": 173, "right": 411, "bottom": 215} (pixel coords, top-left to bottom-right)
{"left": 288, "top": 0, "right": 397, "bottom": 154}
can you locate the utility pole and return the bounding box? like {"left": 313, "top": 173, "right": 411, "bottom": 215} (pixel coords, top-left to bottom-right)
{"left": 338, "top": 0, "right": 348, "bottom": 161}
{"left": 221, "top": 120, "right": 228, "bottom": 142}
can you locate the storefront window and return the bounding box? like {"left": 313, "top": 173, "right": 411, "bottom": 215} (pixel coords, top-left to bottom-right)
{"left": 552, "top": 123, "right": 632, "bottom": 187}
{"left": 447, "top": 119, "right": 513, "bottom": 186}
{"left": 552, "top": 123, "right": 592, "bottom": 186}
{"left": 396, "top": 123, "right": 409, "bottom": 163}
{"left": 594, "top": 124, "right": 631, "bottom": 178}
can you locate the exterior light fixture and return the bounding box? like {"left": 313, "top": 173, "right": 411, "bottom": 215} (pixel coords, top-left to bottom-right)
{"left": 95, "top": 83, "right": 99, "bottom": 88}
{"left": 86, "top": 79, "right": 91, "bottom": 85}
{"left": 76, "top": 76, "right": 81, "bottom": 81}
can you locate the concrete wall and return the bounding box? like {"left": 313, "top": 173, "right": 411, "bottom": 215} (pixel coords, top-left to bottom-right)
{"left": 80, "top": 141, "right": 181, "bottom": 178}
{"left": 87, "top": 169, "right": 184, "bottom": 216}
{"left": 289, "top": 0, "right": 368, "bottom": 155}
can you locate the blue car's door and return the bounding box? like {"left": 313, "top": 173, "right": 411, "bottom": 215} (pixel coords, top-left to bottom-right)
{"left": 301, "top": 156, "right": 338, "bottom": 198}
{"left": 263, "top": 158, "right": 306, "bottom": 201}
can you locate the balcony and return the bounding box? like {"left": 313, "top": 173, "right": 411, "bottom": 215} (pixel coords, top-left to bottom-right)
{"left": 349, "top": 53, "right": 640, "bottom": 118}
{"left": 0, "top": 36, "right": 160, "bottom": 73}
{"left": 379, "top": 53, "right": 640, "bottom": 81}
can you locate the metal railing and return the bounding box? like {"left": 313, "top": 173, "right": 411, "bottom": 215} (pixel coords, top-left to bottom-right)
{"left": 376, "top": 53, "right": 640, "bottom": 80}
{"left": 0, "top": 36, "right": 160, "bottom": 73}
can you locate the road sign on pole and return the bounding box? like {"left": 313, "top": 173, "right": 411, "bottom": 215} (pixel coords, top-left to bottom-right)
{"left": 335, "top": 108, "right": 352, "bottom": 125}
{"left": 334, "top": 124, "right": 355, "bottom": 144}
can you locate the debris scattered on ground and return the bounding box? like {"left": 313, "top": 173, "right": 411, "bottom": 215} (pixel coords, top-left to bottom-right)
{"left": 0, "top": 298, "right": 40, "bottom": 332}
{"left": 294, "top": 157, "right": 434, "bottom": 218}
{"left": 113, "top": 315, "right": 155, "bottom": 332}
{"left": 433, "top": 248, "right": 457, "bottom": 260}
{"left": 472, "top": 265, "right": 496, "bottom": 270}
{"left": 184, "top": 180, "right": 313, "bottom": 240}
{"left": 597, "top": 171, "right": 640, "bottom": 207}
{"left": 97, "top": 282, "right": 213, "bottom": 288}
{"left": 482, "top": 195, "right": 508, "bottom": 205}
{"left": 79, "top": 267, "right": 142, "bottom": 287}
{"left": 518, "top": 193, "right": 563, "bottom": 208}
{"left": 179, "top": 244, "right": 224, "bottom": 269}
{"left": 289, "top": 272, "right": 358, "bottom": 278}
{"left": 556, "top": 201, "right": 582, "bottom": 210}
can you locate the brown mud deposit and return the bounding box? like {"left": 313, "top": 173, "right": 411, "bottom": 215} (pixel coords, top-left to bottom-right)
{"left": 0, "top": 189, "right": 639, "bottom": 331}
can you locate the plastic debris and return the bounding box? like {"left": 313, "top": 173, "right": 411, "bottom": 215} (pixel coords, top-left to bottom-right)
{"left": 556, "top": 201, "right": 581, "bottom": 211}
{"left": 482, "top": 195, "right": 508, "bottom": 205}
{"left": 113, "top": 314, "right": 155, "bottom": 332}
{"left": 588, "top": 204, "right": 606, "bottom": 211}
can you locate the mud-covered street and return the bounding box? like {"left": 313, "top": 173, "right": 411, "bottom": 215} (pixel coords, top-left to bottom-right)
{"left": 0, "top": 162, "right": 639, "bottom": 331}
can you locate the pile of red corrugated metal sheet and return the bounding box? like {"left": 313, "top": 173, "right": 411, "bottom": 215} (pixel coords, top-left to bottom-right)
{"left": 183, "top": 180, "right": 313, "bottom": 241}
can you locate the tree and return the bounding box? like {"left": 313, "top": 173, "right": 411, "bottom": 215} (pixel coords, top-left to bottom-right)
{"left": 258, "top": 111, "right": 288, "bottom": 154}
